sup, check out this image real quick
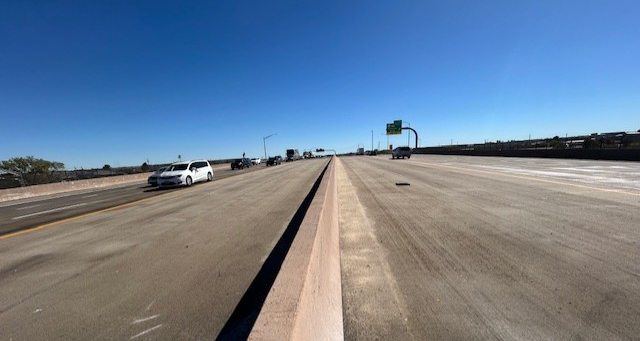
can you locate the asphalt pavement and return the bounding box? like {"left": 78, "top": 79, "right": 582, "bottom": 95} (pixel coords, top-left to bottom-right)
{"left": 338, "top": 154, "right": 640, "bottom": 341}
{"left": 0, "top": 163, "right": 266, "bottom": 236}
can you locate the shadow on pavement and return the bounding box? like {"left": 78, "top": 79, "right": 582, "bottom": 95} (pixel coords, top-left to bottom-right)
{"left": 215, "top": 161, "right": 330, "bottom": 341}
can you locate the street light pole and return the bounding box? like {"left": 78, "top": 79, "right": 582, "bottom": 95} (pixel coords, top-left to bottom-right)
{"left": 263, "top": 133, "right": 277, "bottom": 160}
{"left": 380, "top": 133, "right": 388, "bottom": 150}
{"left": 406, "top": 122, "right": 411, "bottom": 146}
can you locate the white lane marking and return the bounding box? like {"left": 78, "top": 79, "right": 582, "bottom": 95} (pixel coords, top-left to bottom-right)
{"left": 16, "top": 204, "right": 42, "bottom": 211}
{"left": 88, "top": 199, "right": 107, "bottom": 205}
{"left": 82, "top": 194, "right": 98, "bottom": 198}
{"left": 0, "top": 181, "right": 144, "bottom": 208}
{"left": 412, "top": 160, "right": 640, "bottom": 196}
{"left": 130, "top": 324, "right": 162, "bottom": 339}
{"left": 12, "top": 203, "right": 87, "bottom": 220}
{"left": 132, "top": 315, "right": 159, "bottom": 324}
{"left": 11, "top": 199, "right": 109, "bottom": 220}
{"left": 146, "top": 300, "right": 155, "bottom": 311}
{"left": 474, "top": 165, "right": 640, "bottom": 190}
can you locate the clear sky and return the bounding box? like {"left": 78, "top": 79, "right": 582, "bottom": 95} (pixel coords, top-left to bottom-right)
{"left": 1, "top": 0, "right": 638, "bottom": 169}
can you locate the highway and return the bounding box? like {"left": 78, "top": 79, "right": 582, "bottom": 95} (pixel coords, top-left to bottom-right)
{"left": 1, "top": 154, "right": 639, "bottom": 340}
{"left": 0, "top": 159, "right": 328, "bottom": 340}
{"left": 0, "top": 163, "right": 265, "bottom": 237}
{"left": 338, "top": 155, "right": 640, "bottom": 340}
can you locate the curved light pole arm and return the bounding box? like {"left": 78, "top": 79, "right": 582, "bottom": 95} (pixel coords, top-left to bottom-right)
{"left": 401, "top": 127, "right": 419, "bottom": 149}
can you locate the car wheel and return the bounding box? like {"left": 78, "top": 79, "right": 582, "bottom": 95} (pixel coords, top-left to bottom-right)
{"left": 207, "top": 172, "right": 213, "bottom": 181}
{"left": 186, "top": 176, "right": 193, "bottom": 186}
{"left": 408, "top": 155, "right": 411, "bottom": 159}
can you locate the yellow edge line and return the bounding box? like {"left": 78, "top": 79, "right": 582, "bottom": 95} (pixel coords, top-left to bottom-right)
{"left": 410, "top": 160, "right": 640, "bottom": 197}
{"left": 0, "top": 176, "right": 235, "bottom": 241}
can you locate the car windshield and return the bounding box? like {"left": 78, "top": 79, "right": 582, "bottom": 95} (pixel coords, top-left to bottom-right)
{"left": 166, "top": 164, "right": 188, "bottom": 171}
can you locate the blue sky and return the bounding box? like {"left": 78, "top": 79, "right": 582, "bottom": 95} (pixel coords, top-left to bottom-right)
{"left": 1, "top": 0, "right": 638, "bottom": 169}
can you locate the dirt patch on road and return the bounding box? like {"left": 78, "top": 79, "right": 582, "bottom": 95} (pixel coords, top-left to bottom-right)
{"left": 336, "top": 158, "right": 413, "bottom": 340}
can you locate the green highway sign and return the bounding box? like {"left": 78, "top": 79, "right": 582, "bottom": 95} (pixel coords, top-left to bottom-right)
{"left": 386, "top": 120, "right": 402, "bottom": 135}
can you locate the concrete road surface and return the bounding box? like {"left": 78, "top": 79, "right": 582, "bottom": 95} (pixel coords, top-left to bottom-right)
{"left": 0, "top": 163, "right": 267, "bottom": 236}
{"left": 338, "top": 155, "right": 640, "bottom": 341}
{"left": 0, "top": 159, "right": 327, "bottom": 340}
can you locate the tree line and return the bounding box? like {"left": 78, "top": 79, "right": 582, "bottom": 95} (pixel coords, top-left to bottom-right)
{"left": 0, "top": 157, "right": 162, "bottom": 188}
{"left": 0, "top": 156, "right": 65, "bottom": 186}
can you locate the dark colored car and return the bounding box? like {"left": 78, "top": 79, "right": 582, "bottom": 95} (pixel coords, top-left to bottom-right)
{"left": 231, "top": 158, "right": 252, "bottom": 170}
{"left": 392, "top": 146, "right": 412, "bottom": 159}
{"left": 266, "top": 156, "right": 282, "bottom": 166}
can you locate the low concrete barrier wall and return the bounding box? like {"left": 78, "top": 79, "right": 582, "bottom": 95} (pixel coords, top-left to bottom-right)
{"left": 0, "top": 173, "right": 150, "bottom": 203}
{"left": 249, "top": 158, "right": 343, "bottom": 341}
{"left": 413, "top": 147, "right": 640, "bottom": 161}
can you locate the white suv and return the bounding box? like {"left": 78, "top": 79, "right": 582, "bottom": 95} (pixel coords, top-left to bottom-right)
{"left": 158, "top": 160, "right": 213, "bottom": 188}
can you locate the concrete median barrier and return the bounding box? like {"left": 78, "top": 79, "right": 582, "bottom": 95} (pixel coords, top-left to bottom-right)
{"left": 0, "top": 173, "right": 150, "bottom": 203}
{"left": 249, "top": 158, "right": 343, "bottom": 341}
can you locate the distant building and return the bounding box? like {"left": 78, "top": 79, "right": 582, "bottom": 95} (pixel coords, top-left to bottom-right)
{"left": 566, "top": 140, "right": 584, "bottom": 149}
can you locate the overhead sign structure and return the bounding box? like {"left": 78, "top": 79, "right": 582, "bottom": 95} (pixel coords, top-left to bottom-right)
{"left": 386, "top": 123, "right": 396, "bottom": 135}
{"left": 386, "top": 120, "right": 402, "bottom": 135}
{"left": 385, "top": 119, "right": 419, "bottom": 148}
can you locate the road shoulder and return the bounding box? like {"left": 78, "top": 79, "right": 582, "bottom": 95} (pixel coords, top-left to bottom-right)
{"left": 336, "top": 157, "right": 412, "bottom": 340}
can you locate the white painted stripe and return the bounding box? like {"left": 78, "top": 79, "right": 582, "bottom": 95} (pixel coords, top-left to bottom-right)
{"left": 82, "top": 194, "right": 98, "bottom": 198}
{"left": 132, "top": 315, "right": 159, "bottom": 324}
{"left": 130, "top": 324, "right": 162, "bottom": 339}
{"left": 412, "top": 160, "right": 640, "bottom": 196}
{"left": 12, "top": 203, "right": 87, "bottom": 220}
{"left": 16, "top": 204, "right": 41, "bottom": 211}
{"left": 88, "top": 199, "right": 107, "bottom": 205}
{"left": 146, "top": 300, "right": 155, "bottom": 311}
{"left": 0, "top": 181, "right": 143, "bottom": 208}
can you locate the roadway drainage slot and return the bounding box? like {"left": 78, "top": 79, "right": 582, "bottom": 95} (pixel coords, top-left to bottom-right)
{"left": 215, "top": 160, "right": 331, "bottom": 341}
{"left": 396, "top": 182, "right": 411, "bottom": 186}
